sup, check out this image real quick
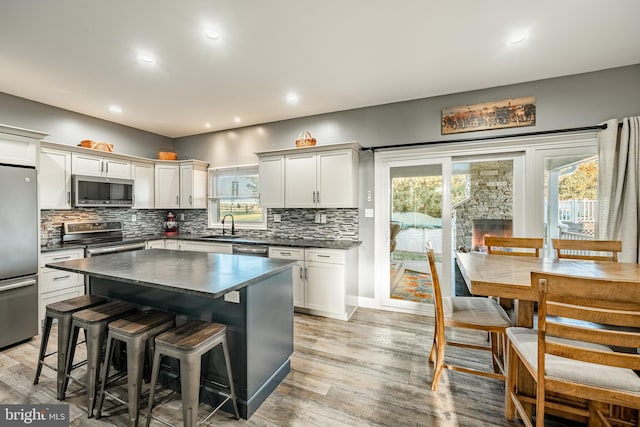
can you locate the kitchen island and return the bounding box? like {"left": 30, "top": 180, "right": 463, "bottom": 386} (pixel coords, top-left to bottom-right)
{"left": 46, "top": 249, "right": 295, "bottom": 419}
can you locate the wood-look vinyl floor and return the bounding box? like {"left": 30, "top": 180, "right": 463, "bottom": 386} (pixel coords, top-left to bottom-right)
{"left": 0, "top": 308, "right": 583, "bottom": 427}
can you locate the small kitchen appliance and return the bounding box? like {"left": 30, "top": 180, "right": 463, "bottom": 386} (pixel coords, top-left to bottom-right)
{"left": 163, "top": 211, "right": 178, "bottom": 236}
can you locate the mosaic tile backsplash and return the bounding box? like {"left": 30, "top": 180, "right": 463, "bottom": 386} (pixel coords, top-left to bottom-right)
{"left": 40, "top": 207, "right": 359, "bottom": 244}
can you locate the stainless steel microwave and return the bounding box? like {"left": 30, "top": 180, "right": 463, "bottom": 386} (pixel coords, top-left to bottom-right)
{"left": 72, "top": 175, "right": 134, "bottom": 207}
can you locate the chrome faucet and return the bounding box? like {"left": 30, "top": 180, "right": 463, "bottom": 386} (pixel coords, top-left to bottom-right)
{"left": 221, "top": 214, "right": 235, "bottom": 236}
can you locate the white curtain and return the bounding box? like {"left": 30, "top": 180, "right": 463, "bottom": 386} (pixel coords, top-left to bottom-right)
{"left": 596, "top": 116, "right": 640, "bottom": 263}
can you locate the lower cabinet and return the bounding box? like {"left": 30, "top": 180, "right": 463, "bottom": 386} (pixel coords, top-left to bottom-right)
{"left": 145, "top": 239, "right": 166, "bottom": 249}
{"left": 269, "top": 246, "right": 358, "bottom": 320}
{"left": 161, "top": 239, "right": 233, "bottom": 254}
{"left": 39, "top": 248, "right": 85, "bottom": 326}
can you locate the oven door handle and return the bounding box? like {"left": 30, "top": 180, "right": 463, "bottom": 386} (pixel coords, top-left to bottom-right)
{"left": 0, "top": 279, "right": 36, "bottom": 293}
{"left": 86, "top": 242, "right": 146, "bottom": 256}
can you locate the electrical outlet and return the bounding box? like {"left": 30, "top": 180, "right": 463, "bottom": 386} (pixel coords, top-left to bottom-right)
{"left": 273, "top": 213, "right": 281, "bottom": 223}
{"left": 180, "top": 213, "right": 185, "bottom": 221}
{"left": 314, "top": 213, "right": 321, "bottom": 223}
{"left": 131, "top": 214, "right": 137, "bottom": 222}
{"left": 320, "top": 214, "right": 327, "bottom": 224}
{"left": 365, "top": 209, "right": 374, "bottom": 218}
{"left": 224, "top": 291, "right": 240, "bottom": 304}
{"left": 367, "top": 190, "right": 372, "bottom": 202}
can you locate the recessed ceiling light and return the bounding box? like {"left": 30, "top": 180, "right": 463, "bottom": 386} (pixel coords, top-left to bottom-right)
{"left": 286, "top": 93, "right": 299, "bottom": 104}
{"left": 137, "top": 53, "right": 156, "bottom": 64}
{"left": 204, "top": 30, "right": 221, "bottom": 40}
{"left": 507, "top": 33, "right": 528, "bottom": 45}
{"left": 234, "top": 116, "right": 241, "bottom": 124}
{"left": 109, "top": 105, "right": 122, "bottom": 114}
{"left": 204, "top": 123, "right": 211, "bottom": 129}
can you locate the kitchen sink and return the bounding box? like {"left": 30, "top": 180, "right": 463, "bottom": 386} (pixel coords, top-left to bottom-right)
{"left": 200, "top": 234, "right": 242, "bottom": 239}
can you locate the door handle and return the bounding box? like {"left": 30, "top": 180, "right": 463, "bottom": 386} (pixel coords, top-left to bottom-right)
{"left": 52, "top": 255, "right": 71, "bottom": 261}
{"left": 312, "top": 191, "right": 316, "bottom": 203}
{"left": 101, "top": 161, "right": 104, "bottom": 173}
{"left": 317, "top": 191, "right": 319, "bottom": 204}
{"left": 106, "top": 162, "right": 109, "bottom": 174}
{"left": 0, "top": 279, "right": 36, "bottom": 293}
{"left": 176, "top": 195, "right": 179, "bottom": 205}
{"left": 189, "top": 195, "right": 192, "bottom": 205}
{"left": 53, "top": 275, "right": 72, "bottom": 281}
{"left": 67, "top": 191, "right": 71, "bottom": 204}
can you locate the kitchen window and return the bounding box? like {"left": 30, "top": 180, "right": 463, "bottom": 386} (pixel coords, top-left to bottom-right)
{"left": 208, "top": 165, "right": 266, "bottom": 229}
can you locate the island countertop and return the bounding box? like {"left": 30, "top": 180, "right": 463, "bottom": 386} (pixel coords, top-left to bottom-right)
{"left": 46, "top": 249, "right": 296, "bottom": 298}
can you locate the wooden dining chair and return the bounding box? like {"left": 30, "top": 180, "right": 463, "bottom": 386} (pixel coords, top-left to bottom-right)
{"left": 427, "top": 248, "right": 512, "bottom": 391}
{"left": 506, "top": 272, "right": 640, "bottom": 427}
{"left": 551, "top": 239, "right": 622, "bottom": 262}
{"left": 484, "top": 236, "right": 543, "bottom": 257}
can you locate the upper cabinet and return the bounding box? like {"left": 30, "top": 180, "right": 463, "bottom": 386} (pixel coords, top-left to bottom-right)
{"left": 258, "top": 156, "right": 285, "bottom": 208}
{"left": 40, "top": 147, "right": 72, "bottom": 209}
{"left": 155, "top": 160, "right": 208, "bottom": 209}
{"left": 180, "top": 161, "right": 207, "bottom": 209}
{"left": 132, "top": 161, "right": 155, "bottom": 209}
{"left": 72, "top": 152, "right": 131, "bottom": 179}
{"left": 257, "top": 143, "right": 359, "bottom": 209}
{"left": 155, "top": 163, "right": 180, "bottom": 209}
{"left": 0, "top": 124, "right": 46, "bottom": 167}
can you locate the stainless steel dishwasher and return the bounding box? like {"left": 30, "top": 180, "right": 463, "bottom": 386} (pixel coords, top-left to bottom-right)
{"left": 232, "top": 244, "right": 269, "bottom": 257}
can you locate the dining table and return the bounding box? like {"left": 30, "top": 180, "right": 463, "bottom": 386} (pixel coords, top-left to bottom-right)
{"left": 456, "top": 252, "right": 640, "bottom": 327}
{"left": 456, "top": 251, "right": 640, "bottom": 423}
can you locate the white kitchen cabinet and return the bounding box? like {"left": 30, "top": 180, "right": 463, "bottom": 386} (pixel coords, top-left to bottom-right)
{"left": 132, "top": 161, "right": 155, "bottom": 209}
{"left": 155, "top": 161, "right": 208, "bottom": 209}
{"left": 269, "top": 246, "right": 358, "bottom": 320}
{"left": 40, "top": 147, "right": 72, "bottom": 209}
{"left": 284, "top": 153, "right": 317, "bottom": 208}
{"left": 269, "top": 247, "right": 305, "bottom": 307}
{"left": 180, "top": 161, "right": 207, "bottom": 209}
{"left": 145, "top": 239, "right": 165, "bottom": 249}
{"left": 155, "top": 163, "right": 180, "bottom": 209}
{"left": 72, "top": 152, "right": 131, "bottom": 179}
{"left": 164, "top": 239, "right": 180, "bottom": 250}
{"left": 162, "top": 239, "right": 232, "bottom": 254}
{"left": 180, "top": 240, "right": 233, "bottom": 254}
{"left": 0, "top": 125, "right": 44, "bottom": 167}
{"left": 257, "top": 143, "right": 359, "bottom": 209}
{"left": 39, "top": 248, "right": 85, "bottom": 326}
{"left": 258, "top": 156, "right": 285, "bottom": 208}
{"left": 285, "top": 148, "right": 358, "bottom": 208}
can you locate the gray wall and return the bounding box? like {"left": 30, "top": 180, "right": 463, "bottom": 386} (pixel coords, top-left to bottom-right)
{"left": 0, "top": 92, "right": 172, "bottom": 158}
{"left": 3, "top": 65, "right": 639, "bottom": 300}
{"left": 174, "top": 64, "right": 640, "bottom": 300}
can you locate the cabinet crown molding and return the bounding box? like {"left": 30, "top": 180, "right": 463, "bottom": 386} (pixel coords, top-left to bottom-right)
{"left": 255, "top": 141, "right": 360, "bottom": 157}
{"left": 41, "top": 141, "right": 207, "bottom": 166}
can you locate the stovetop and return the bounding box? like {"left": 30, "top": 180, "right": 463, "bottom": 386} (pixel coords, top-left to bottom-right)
{"left": 62, "top": 221, "right": 125, "bottom": 246}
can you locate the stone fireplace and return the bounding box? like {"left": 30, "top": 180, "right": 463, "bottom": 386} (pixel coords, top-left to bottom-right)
{"left": 472, "top": 219, "right": 513, "bottom": 251}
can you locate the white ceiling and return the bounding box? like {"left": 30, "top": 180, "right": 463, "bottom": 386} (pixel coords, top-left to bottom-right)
{"left": 1, "top": 1, "right": 639, "bottom": 138}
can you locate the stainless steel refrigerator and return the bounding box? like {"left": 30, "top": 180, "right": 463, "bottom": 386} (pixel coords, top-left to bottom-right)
{"left": 0, "top": 163, "right": 38, "bottom": 348}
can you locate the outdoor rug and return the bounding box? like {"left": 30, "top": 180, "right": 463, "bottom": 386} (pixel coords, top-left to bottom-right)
{"left": 390, "top": 269, "right": 434, "bottom": 303}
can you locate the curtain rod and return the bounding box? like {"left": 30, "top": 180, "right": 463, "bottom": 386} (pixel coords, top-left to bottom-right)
{"left": 360, "top": 124, "right": 610, "bottom": 152}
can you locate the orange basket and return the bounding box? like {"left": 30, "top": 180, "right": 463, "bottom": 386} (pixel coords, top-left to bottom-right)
{"left": 79, "top": 140, "right": 114, "bottom": 152}
{"left": 157, "top": 148, "right": 177, "bottom": 160}
{"left": 295, "top": 131, "right": 316, "bottom": 148}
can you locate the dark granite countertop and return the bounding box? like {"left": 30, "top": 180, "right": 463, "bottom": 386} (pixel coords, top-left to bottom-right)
{"left": 46, "top": 249, "right": 296, "bottom": 298}
{"left": 41, "top": 233, "right": 361, "bottom": 252}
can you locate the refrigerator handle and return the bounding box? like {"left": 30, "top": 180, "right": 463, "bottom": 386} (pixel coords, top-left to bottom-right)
{"left": 0, "top": 279, "right": 36, "bottom": 293}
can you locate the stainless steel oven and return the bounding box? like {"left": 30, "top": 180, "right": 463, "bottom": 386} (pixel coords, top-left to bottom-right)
{"left": 86, "top": 241, "right": 146, "bottom": 257}
{"left": 62, "top": 222, "right": 146, "bottom": 257}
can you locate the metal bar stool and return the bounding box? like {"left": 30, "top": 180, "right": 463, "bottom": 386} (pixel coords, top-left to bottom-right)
{"left": 33, "top": 295, "right": 107, "bottom": 400}
{"left": 62, "top": 300, "right": 136, "bottom": 416}
{"left": 145, "top": 320, "right": 240, "bottom": 427}
{"left": 95, "top": 310, "right": 176, "bottom": 427}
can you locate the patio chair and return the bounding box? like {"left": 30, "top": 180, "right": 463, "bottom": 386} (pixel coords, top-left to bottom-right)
{"left": 506, "top": 271, "right": 640, "bottom": 427}
{"left": 427, "top": 247, "right": 512, "bottom": 391}
{"left": 551, "top": 239, "right": 621, "bottom": 262}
